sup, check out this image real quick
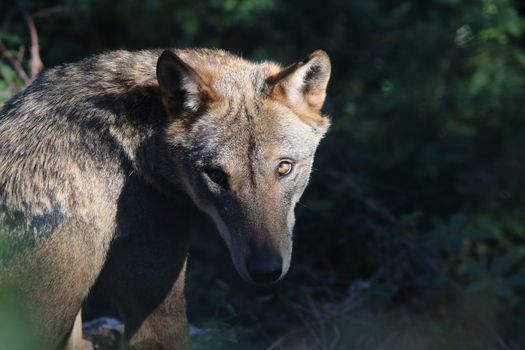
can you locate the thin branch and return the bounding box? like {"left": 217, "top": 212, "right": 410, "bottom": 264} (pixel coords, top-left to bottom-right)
{"left": 17, "top": 45, "right": 25, "bottom": 63}
{"left": 24, "top": 12, "right": 43, "bottom": 79}
{"left": 32, "top": 5, "right": 65, "bottom": 19}
{"left": 266, "top": 327, "right": 303, "bottom": 350}
{"left": 0, "top": 40, "right": 30, "bottom": 84}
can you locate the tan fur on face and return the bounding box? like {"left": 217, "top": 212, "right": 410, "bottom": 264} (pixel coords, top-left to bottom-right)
{"left": 157, "top": 49, "right": 331, "bottom": 283}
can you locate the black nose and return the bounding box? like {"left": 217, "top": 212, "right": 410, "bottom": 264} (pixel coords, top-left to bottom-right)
{"left": 247, "top": 256, "right": 283, "bottom": 284}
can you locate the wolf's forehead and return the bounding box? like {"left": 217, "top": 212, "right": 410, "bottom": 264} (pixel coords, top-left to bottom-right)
{"left": 209, "top": 64, "right": 277, "bottom": 96}
{"left": 192, "top": 109, "right": 319, "bottom": 163}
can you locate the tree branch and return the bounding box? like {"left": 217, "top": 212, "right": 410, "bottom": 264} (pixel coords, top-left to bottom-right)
{"left": 24, "top": 12, "right": 43, "bottom": 79}
{"left": 0, "top": 40, "right": 30, "bottom": 85}
{"left": 32, "top": 5, "right": 65, "bottom": 19}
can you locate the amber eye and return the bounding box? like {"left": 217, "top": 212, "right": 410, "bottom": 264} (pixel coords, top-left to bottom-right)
{"left": 277, "top": 161, "right": 293, "bottom": 177}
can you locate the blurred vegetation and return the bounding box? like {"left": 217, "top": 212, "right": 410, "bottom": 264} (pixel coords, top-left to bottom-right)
{"left": 1, "top": 0, "right": 525, "bottom": 349}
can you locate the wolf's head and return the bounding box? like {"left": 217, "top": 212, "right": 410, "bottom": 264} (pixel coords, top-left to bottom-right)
{"left": 156, "top": 49, "right": 330, "bottom": 284}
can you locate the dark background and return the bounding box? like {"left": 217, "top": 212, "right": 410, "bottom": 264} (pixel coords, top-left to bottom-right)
{"left": 1, "top": 0, "right": 524, "bottom": 349}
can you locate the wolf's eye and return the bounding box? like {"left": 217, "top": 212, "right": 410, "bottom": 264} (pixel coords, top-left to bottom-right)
{"left": 277, "top": 161, "right": 293, "bottom": 177}
{"left": 205, "top": 168, "right": 227, "bottom": 187}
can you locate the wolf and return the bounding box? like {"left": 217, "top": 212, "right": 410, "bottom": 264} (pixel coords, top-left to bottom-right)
{"left": 0, "top": 47, "right": 331, "bottom": 349}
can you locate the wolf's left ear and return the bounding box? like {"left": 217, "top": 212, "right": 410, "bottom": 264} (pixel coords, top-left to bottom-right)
{"left": 269, "top": 50, "right": 331, "bottom": 111}
{"left": 157, "top": 50, "right": 216, "bottom": 115}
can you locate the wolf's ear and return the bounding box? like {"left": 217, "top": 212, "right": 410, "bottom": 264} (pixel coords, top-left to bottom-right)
{"left": 269, "top": 50, "right": 331, "bottom": 111}
{"left": 157, "top": 50, "right": 216, "bottom": 115}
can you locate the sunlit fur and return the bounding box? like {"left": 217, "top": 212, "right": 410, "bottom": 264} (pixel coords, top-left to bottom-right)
{"left": 158, "top": 49, "right": 331, "bottom": 282}
{"left": 0, "top": 48, "right": 330, "bottom": 349}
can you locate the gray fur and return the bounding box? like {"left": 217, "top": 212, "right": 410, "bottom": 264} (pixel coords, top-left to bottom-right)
{"left": 0, "top": 48, "right": 331, "bottom": 349}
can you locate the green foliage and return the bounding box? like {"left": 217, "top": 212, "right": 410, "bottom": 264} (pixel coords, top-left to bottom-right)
{"left": 0, "top": 208, "right": 40, "bottom": 350}
{"left": 1, "top": 0, "right": 525, "bottom": 349}
{"left": 0, "top": 292, "right": 39, "bottom": 350}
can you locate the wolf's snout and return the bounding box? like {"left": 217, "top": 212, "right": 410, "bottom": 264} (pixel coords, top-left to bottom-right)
{"left": 246, "top": 254, "right": 283, "bottom": 284}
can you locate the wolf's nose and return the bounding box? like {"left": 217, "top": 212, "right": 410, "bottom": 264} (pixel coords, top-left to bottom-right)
{"left": 247, "top": 256, "right": 283, "bottom": 284}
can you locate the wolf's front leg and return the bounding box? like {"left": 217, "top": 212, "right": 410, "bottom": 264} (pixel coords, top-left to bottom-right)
{"left": 125, "top": 260, "right": 190, "bottom": 350}
{"left": 97, "top": 250, "right": 191, "bottom": 350}
{"left": 96, "top": 239, "right": 191, "bottom": 350}
{"left": 94, "top": 176, "right": 192, "bottom": 349}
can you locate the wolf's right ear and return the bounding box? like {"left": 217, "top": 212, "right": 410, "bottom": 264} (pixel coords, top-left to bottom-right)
{"left": 156, "top": 50, "right": 216, "bottom": 116}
